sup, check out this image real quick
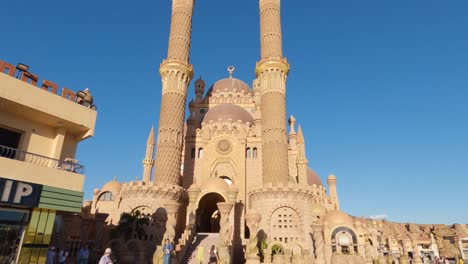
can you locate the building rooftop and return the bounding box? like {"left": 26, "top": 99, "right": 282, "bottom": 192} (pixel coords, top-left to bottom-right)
{"left": 0, "top": 60, "right": 96, "bottom": 110}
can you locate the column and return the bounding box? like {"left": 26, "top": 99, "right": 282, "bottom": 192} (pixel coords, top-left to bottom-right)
{"left": 163, "top": 201, "right": 181, "bottom": 242}
{"left": 143, "top": 127, "right": 155, "bottom": 182}
{"left": 50, "top": 127, "right": 66, "bottom": 159}
{"left": 245, "top": 211, "right": 262, "bottom": 263}
{"left": 217, "top": 202, "right": 235, "bottom": 264}
{"left": 312, "top": 224, "right": 326, "bottom": 264}
{"left": 154, "top": 0, "right": 194, "bottom": 186}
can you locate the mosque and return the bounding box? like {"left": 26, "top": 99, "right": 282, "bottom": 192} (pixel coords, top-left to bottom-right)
{"left": 61, "top": 0, "right": 468, "bottom": 263}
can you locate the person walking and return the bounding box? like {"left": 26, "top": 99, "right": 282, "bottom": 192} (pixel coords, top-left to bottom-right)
{"left": 208, "top": 245, "right": 218, "bottom": 264}
{"left": 77, "top": 245, "right": 90, "bottom": 264}
{"left": 195, "top": 245, "right": 205, "bottom": 264}
{"left": 58, "top": 249, "right": 67, "bottom": 264}
{"left": 98, "top": 248, "right": 113, "bottom": 264}
{"left": 163, "top": 239, "right": 173, "bottom": 264}
{"left": 46, "top": 246, "right": 56, "bottom": 264}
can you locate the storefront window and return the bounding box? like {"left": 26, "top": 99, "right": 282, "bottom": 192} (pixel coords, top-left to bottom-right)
{"left": 0, "top": 208, "right": 29, "bottom": 264}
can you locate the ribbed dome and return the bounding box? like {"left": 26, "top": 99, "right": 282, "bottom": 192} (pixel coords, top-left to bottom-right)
{"left": 203, "top": 103, "right": 254, "bottom": 124}
{"left": 307, "top": 168, "right": 323, "bottom": 186}
{"left": 207, "top": 78, "right": 251, "bottom": 94}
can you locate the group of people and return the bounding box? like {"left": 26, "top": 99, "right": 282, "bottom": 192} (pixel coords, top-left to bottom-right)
{"left": 195, "top": 244, "right": 219, "bottom": 264}
{"left": 45, "top": 245, "right": 113, "bottom": 264}
{"left": 46, "top": 247, "right": 77, "bottom": 264}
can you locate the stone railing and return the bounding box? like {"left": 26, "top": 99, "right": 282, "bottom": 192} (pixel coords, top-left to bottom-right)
{"left": 0, "top": 60, "right": 96, "bottom": 110}
{"left": 0, "top": 144, "right": 85, "bottom": 174}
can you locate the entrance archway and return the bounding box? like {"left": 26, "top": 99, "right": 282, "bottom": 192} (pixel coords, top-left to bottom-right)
{"left": 196, "top": 193, "right": 225, "bottom": 233}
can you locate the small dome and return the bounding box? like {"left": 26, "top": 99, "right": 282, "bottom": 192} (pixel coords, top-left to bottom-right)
{"left": 207, "top": 78, "right": 251, "bottom": 95}
{"left": 102, "top": 180, "right": 122, "bottom": 193}
{"left": 307, "top": 168, "right": 323, "bottom": 186}
{"left": 203, "top": 103, "right": 254, "bottom": 124}
{"left": 325, "top": 210, "right": 353, "bottom": 227}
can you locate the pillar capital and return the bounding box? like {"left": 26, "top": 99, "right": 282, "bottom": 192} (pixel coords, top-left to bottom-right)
{"left": 217, "top": 202, "right": 235, "bottom": 215}
{"left": 187, "top": 184, "right": 201, "bottom": 203}
{"left": 164, "top": 201, "right": 181, "bottom": 215}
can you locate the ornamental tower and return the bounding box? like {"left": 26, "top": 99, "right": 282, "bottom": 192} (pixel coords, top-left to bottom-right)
{"left": 153, "top": 0, "right": 194, "bottom": 186}
{"left": 256, "top": 0, "right": 290, "bottom": 185}
{"left": 142, "top": 126, "right": 155, "bottom": 182}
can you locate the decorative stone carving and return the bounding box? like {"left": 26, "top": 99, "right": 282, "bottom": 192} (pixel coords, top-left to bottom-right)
{"left": 217, "top": 139, "right": 232, "bottom": 154}
{"left": 187, "top": 184, "right": 201, "bottom": 203}
{"left": 162, "top": 201, "right": 180, "bottom": 242}
{"left": 312, "top": 224, "right": 326, "bottom": 264}
{"left": 226, "top": 185, "right": 239, "bottom": 203}
{"left": 217, "top": 202, "right": 235, "bottom": 264}
{"left": 245, "top": 210, "right": 262, "bottom": 263}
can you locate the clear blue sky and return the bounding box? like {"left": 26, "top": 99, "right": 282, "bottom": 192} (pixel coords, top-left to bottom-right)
{"left": 2, "top": 0, "right": 467, "bottom": 224}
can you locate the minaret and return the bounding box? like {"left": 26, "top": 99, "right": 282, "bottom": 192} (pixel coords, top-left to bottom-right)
{"left": 194, "top": 77, "right": 205, "bottom": 102}
{"left": 296, "top": 125, "right": 308, "bottom": 185}
{"left": 256, "top": 0, "right": 290, "bottom": 185}
{"left": 288, "top": 115, "right": 297, "bottom": 148}
{"left": 327, "top": 175, "right": 340, "bottom": 210}
{"left": 143, "top": 127, "right": 155, "bottom": 182}
{"left": 153, "top": 0, "right": 194, "bottom": 186}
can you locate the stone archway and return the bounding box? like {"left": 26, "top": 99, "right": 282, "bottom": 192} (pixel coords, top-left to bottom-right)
{"left": 196, "top": 193, "right": 225, "bottom": 233}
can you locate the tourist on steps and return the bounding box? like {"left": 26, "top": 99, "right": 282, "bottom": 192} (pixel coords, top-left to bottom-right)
{"left": 209, "top": 245, "right": 218, "bottom": 264}
{"left": 196, "top": 245, "right": 205, "bottom": 264}
{"left": 163, "top": 239, "right": 173, "bottom": 264}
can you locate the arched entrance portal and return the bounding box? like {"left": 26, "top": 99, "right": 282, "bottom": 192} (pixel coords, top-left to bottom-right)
{"left": 196, "top": 193, "right": 225, "bottom": 233}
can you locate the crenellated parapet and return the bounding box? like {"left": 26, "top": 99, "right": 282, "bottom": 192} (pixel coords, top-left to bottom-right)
{"left": 203, "top": 89, "right": 254, "bottom": 106}
{"left": 196, "top": 120, "right": 256, "bottom": 141}
{"left": 249, "top": 182, "right": 331, "bottom": 205}
{"left": 120, "top": 181, "right": 187, "bottom": 203}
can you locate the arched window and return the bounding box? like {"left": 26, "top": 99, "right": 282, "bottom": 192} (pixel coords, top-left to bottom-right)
{"left": 270, "top": 207, "right": 300, "bottom": 244}
{"left": 331, "top": 227, "right": 359, "bottom": 254}
{"left": 246, "top": 148, "right": 251, "bottom": 158}
{"left": 98, "top": 191, "right": 113, "bottom": 201}
{"left": 253, "top": 148, "right": 258, "bottom": 158}
{"left": 198, "top": 148, "right": 203, "bottom": 158}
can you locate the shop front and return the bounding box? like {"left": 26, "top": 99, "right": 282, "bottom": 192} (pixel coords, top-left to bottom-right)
{"left": 0, "top": 177, "right": 83, "bottom": 263}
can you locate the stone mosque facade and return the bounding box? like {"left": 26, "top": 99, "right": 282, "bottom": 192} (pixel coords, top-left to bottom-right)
{"left": 77, "top": 0, "right": 468, "bottom": 263}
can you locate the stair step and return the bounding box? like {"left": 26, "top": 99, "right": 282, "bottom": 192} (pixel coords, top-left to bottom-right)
{"left": 182, "top": 233, "right": 221, "bottom": 264}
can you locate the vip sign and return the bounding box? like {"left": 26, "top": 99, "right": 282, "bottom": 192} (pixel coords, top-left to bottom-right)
{"left": 0, "top": 178, "right": 42, "bottom": 207}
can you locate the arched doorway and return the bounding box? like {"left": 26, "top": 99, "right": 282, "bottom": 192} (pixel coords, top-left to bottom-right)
{"left": 196, "top": 193, "right": 225, "bottom": 233}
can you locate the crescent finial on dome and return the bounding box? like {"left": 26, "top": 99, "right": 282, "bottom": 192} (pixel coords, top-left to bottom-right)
{"left": 227, "top": 66, "right": 235, "bottom": 78}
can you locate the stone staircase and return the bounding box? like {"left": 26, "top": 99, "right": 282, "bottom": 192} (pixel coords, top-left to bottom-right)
{"left": 182, "top": 233, "right": 220, "bottom": 264}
